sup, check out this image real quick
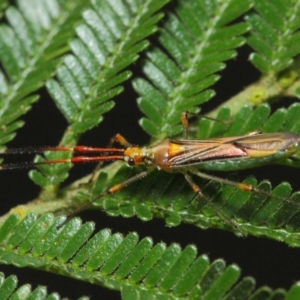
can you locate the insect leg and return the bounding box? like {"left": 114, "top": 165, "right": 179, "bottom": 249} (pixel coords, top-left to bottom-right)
{"left": 181, "top": 112, "right": 189, "bottom": 139}
{"left": 114, "top": 134, "right": 132, "bottom": 148}
{"left": 60, "top": 167, "right": 155, "bottom": 227}
{"left": 189, "top": 168, "right": 300, "bottom": 207}
{"left": 181, "top": 111, "right": 231, "bottom": 139}
{"left": 183, "top": 172, "right": 244, "bottom": 235}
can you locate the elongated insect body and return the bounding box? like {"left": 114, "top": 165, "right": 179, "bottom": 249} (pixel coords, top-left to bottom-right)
{"left": 136, "top": 132, "right": 300, "bottom": 171}
{"left": 1, "top": 119, "right": 300, "bottom": 234}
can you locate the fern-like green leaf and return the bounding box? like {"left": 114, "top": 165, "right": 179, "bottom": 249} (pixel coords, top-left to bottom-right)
{"left": 0, "top": 1, "right": 8, "bottom": 17}
{"left": 0, "top": 0, "right": 88, "bottom": 155}
{"left": 1, "top": 1, "right": 300, "bottom": 297}
{"left": 246, "top": 0, "right": 300, "bottom": 73}
{"left": 133, "top": 0, "right": 252, "bottom": 140}
{"left": 0, "top": 271, "right": 88, "bottom": 299}
{"left": 1, "top": 213, "right": 299, "bottom": 299}
{"left": 47, "top": 0, "right": 169, "bottom": 135}
{"left": 3, "top": 103, "right": 300, "bottom": 244}
{"left": 29, "top": 0, "right": 169, "bottom": 189}
{"left": 59, "top": 104, "right": 300, "bottom": 245}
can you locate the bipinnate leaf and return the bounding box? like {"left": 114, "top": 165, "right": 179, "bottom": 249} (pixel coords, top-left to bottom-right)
{"left": 0, "top": 213, "right": 299, "bottom": 299}
{"left": 30, "top": 0, "right": 170, "bottom": 188}
{"left": 0, "top": 0, "right": 88, "bottom": 155}
{"left": 133, "top": 0, "right": 252, "bottom": 139}
{"left": 0, "top": 271, "right": 88, "bottom": 299}
{"left": 72, "top": 104, "right": 300, "bottom": 245}
{"left": 247, "top": 0, "right": 300, "bottom": 73}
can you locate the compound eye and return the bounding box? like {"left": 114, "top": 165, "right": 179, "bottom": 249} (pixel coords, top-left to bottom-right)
{"left": 128, "top": 157, "right": 135, "bottom": 166}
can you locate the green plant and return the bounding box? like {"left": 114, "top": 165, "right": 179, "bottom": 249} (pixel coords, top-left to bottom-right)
{"left": 1, "top": 0, "right": 300, "bottom": 298}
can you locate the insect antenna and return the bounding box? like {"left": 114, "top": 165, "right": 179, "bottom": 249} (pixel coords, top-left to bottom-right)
{"left": 0, "top": 146, "right": 125, "bottom": 170}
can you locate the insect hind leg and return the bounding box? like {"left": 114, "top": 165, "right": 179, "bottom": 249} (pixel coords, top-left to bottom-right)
{"left": 189, "top": 168, "right": 300, "bottom": 208}
{"left": 183, "top": 172, "right": 244, "bottom": 236}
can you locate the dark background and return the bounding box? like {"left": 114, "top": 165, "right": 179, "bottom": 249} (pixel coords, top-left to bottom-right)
{"left": 1, "top": 43, "right": 300, "bottom": 299}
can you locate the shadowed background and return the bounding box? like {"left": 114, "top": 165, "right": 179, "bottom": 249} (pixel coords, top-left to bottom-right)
{"left": 1, "top": 45, "right": 299, "bottom": 299}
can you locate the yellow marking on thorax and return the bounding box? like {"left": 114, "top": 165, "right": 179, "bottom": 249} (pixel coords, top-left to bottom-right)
{"left": 124, "top": 147, "right": 144, "bottom": 163}
{"left": 124, "top": 147, "right": 142, "bottom": 156}
{"left": 168, "top": 142, "right": 185, "bottom": 156}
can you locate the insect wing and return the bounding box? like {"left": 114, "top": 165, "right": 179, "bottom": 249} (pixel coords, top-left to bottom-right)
{"left": 233, "top": 132, "right": 300, "bottom": 158}
{"left": 167, "top": 137, "right": 248, "bottom": 167}
{"left": 167, "top": 132, "right": 300, "bottom": 167}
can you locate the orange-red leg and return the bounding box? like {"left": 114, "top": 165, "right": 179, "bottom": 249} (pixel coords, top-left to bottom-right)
{"left": 60, "top": 167, "right": 155, "bottom": 226}
{"left": 183, "top": 172, "right": 243, "bottom": 235}
{"left": 189, "top": 168, "right": 300, "bottom": 207}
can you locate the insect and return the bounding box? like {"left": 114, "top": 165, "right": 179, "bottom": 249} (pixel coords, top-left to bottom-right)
{"left": 1, "top": 112, "right": 300, "bottom": 233}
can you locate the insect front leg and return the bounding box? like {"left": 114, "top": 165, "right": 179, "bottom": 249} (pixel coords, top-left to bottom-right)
{"left": 61, "top": 167, "right": 155, "bottom": 227}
